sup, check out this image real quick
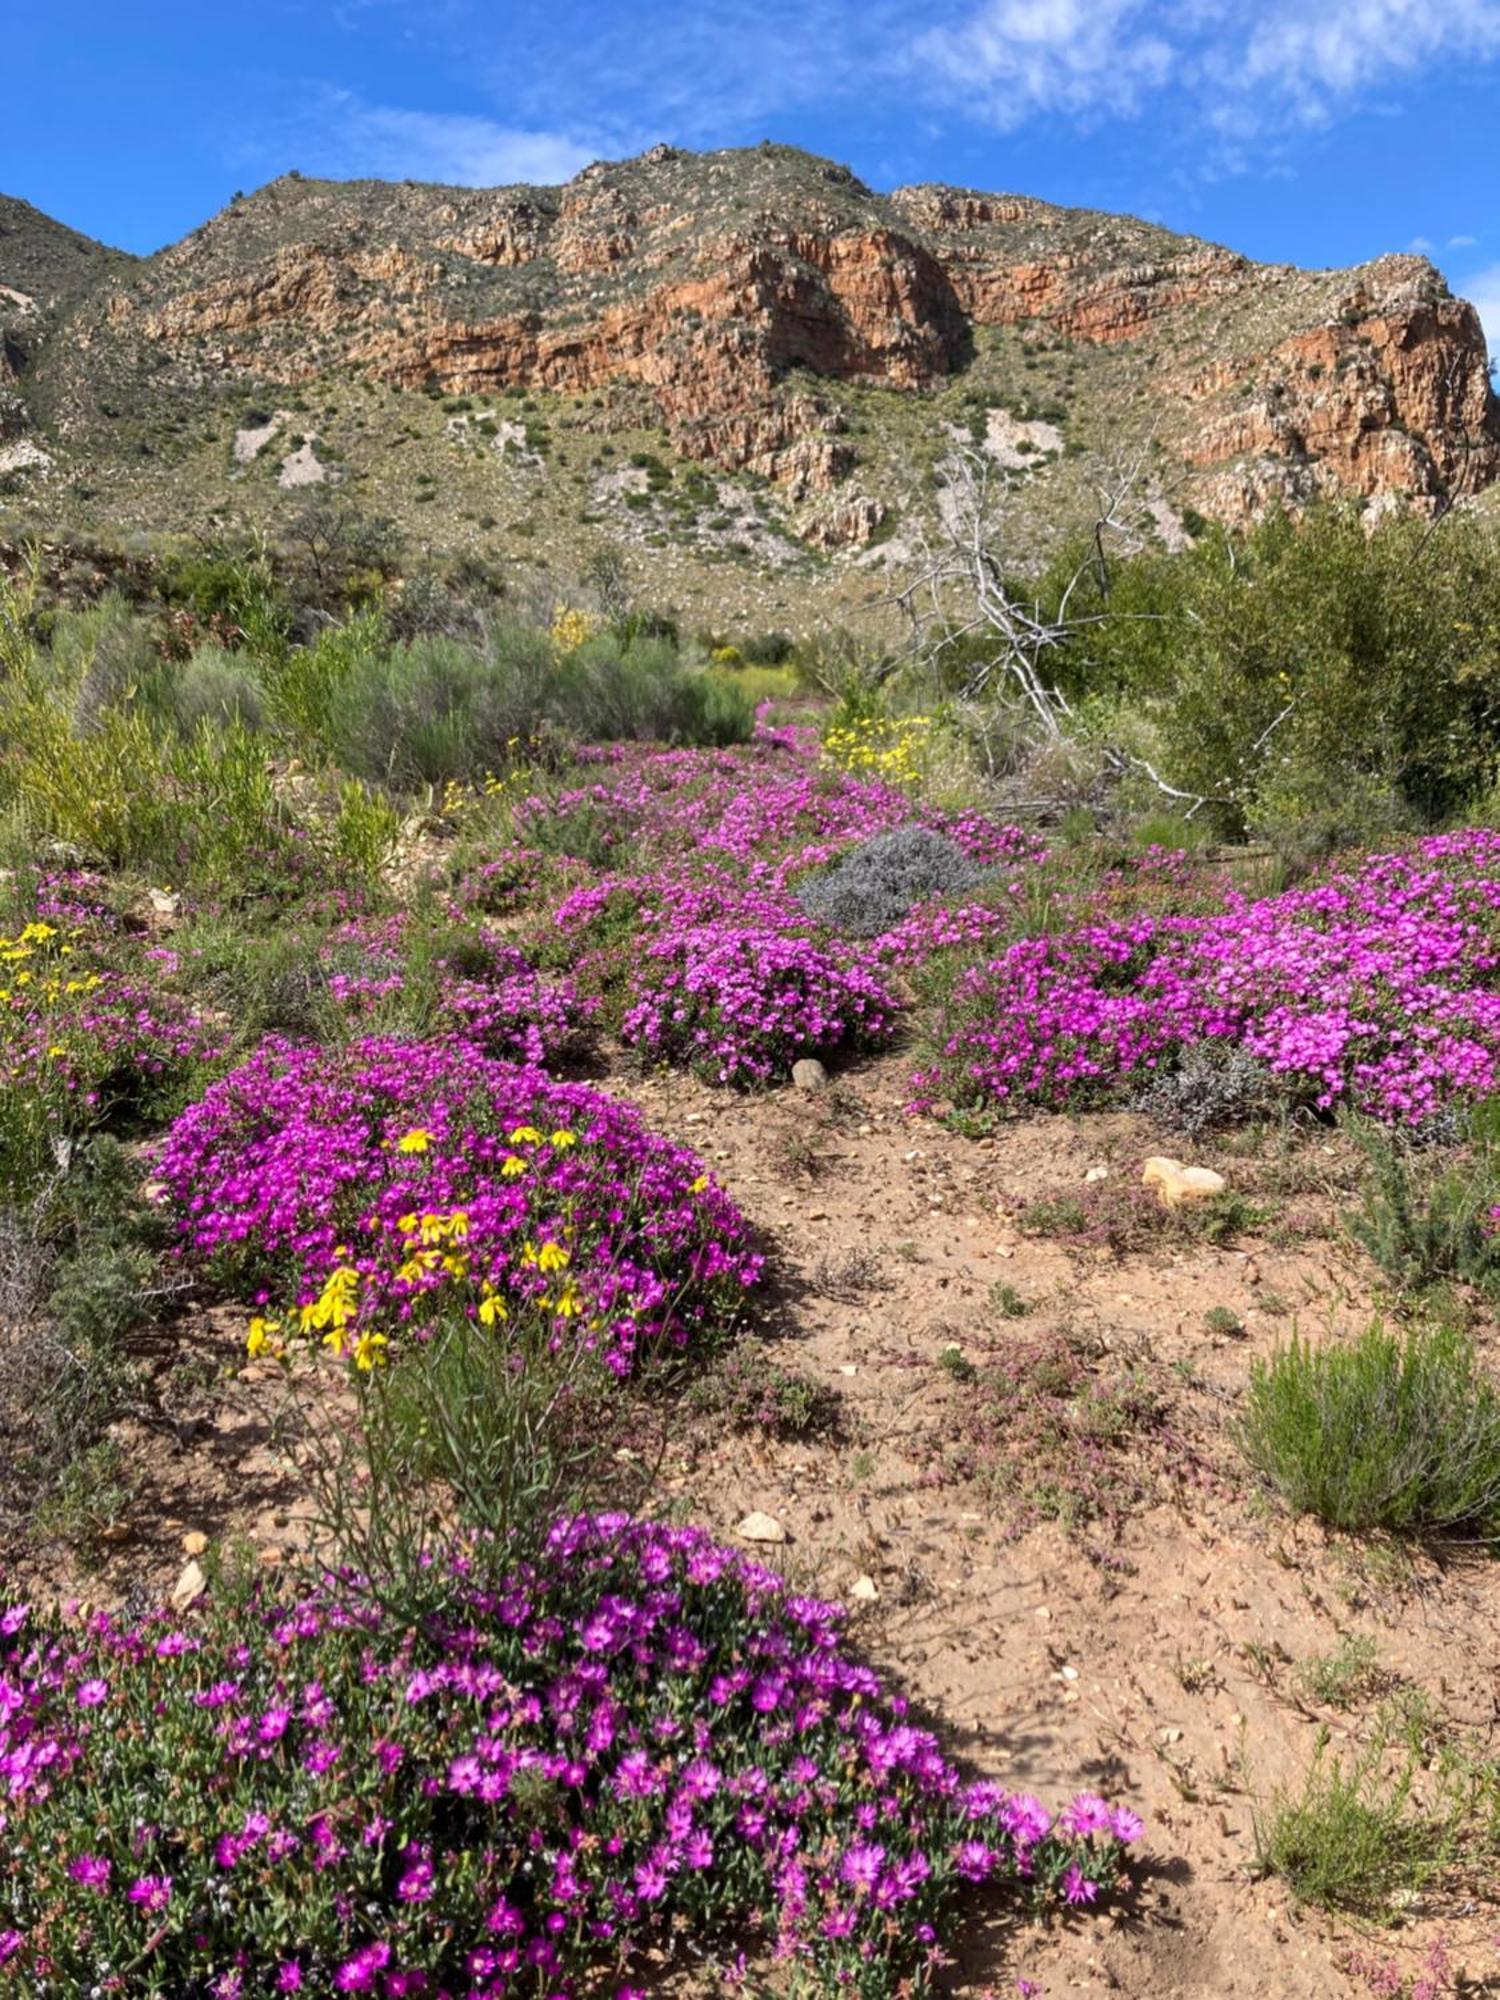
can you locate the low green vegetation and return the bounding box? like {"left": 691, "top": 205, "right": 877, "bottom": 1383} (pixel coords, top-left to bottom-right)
{"left": 0, "top": 1137, "right": 173, "bottom": 1554}
{"left": 1294, "top": 1635, "right": 1389, "bottom": 1709}
{"left": 944, "top": 1329, "right": 1171, "bottom": 1538}
{"left": 1346, "top": 1105, "right": 1500, "bottom": 1298}
{"left": 1237, "top": 1321, "right": 1500, "bottom": 1538}
{"left": 682, "top": 1338, "right": 845, "bottom": 1440}
{"left": 1255, "top": 1735, "right": 1443, "bottom": 1918}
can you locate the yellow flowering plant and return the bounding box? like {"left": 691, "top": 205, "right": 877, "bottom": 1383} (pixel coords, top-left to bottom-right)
{"left": 549, "top": 605, "right": 598, "bottom": 653}
{"left": 0, "top": 901, "right": 219, "bottom": 1192}
{"left": 822, "top": 714, "right": 936, "bottom": 789}
{"left": 168, "top": 1037, "right": 763, "bottom": 1384}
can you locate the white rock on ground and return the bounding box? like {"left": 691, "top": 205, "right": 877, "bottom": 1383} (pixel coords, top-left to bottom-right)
{"left": 1142, "top": 1156, "right": 1227, "bottom": 1207}
{"left": 736, "top": 1511, "right": 787, "bottom": 1544}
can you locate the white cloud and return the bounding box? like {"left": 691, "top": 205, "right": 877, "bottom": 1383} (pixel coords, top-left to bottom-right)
{"left": 1449, "top": 232, "right": 1479, "bottom": 248}
{"left": 915, "top": 0, "right": 1173, "bottom": 123}
{"left": 1457, "top": 261, "right": 1500, "bottom": 360}
{"left": 228, "top": 1, "right": 1500, "bottom": 202}
{"left": 501, "top": 0, "right": 906, "bottom": 147}
{"left": 907, "top": 0, "right": 1500, "bottom": 142}
{"left": 1237, "top": 0, "right": 1500, "bottom": 106}
{"left": 312, "top": 100, "right": 597, "bottom": 186}
{"left": 237, "top": 86, "right": 600, "bottom": 189}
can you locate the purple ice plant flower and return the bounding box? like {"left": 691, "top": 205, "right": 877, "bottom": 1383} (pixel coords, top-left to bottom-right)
{"left": 0, "top": 1517, "right": 1136, "bottom": 1996}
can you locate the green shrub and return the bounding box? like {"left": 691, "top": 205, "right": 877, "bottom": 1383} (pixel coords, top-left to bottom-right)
{"left": 1255, "top": 1735, "right": 1444, "bottom": 1917}
{"left": 705, "top": 661, "right": 798, "bottom": 707}
{"left": 522, "top": 794, "right": 631, "bottom": 870}
{"left": 1, "top": 1138, "right": 173, "bottom": 1549}
{"left": 264, "top": 607, "right": 388, "bottom": 752}
{"left": 1346, "top": 1109, "right": 1500, "bottom": 1296}
{"left": 1045, "top": 505, "right": 1500, "bottom": 844}
{"left": 10, "top": 699, "right": 173, "bottom": 864}
{"left": 319, "top": 622, "right": 752, "bottom": 788}
{"left": 741, "top": 628, "right": 794, "bottom": 666}
{"left": 34, "top": 1437, "right": 133, "bottom": 1551}
{"left": 154, "top": 643, "right": 267, "bottom": 735}
{"left": 322, "top": 1314, "right": 616, "bottom": 1590}
{"left": 50, "top": 594, "right": 160, "bottom": 730}
{"left": 0, "top": 557, "right": 40, "bottom": 678}
{"left": 1236, "top": 1321, "right": 1500, "bottom": 1537}
{"left": 170, "top": 721, "right": 285, "bottom": 882}
{"left": 8, "top": 695, "right": 285, "bottom": 885}
{"left": 329, "top": 776, "right": 401, "bottom": 883}
{"left": 323, "top": 625, "right": 553, "bottom": 785}
{"left": 176, "top": 919, "right": 336, "bottom": 1044}
{"left": 551, "top": 633, "right": 753, "bottom": 746}
{"left": 159, "top": 545, "right": 292, "bottom": 666}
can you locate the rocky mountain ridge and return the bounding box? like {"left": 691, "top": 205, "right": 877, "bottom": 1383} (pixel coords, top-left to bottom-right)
{"left": 2, "top": 145, "right": 1496, "bottom": 609}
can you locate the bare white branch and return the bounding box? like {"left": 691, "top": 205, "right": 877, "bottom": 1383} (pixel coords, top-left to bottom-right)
{"left": 888, "top": 429, "right": 1233, "bottom": 813}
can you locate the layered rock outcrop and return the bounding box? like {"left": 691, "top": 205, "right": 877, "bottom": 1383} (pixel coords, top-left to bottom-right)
{"left": 6, "top": 147, "right": 1498, "bottom": 523}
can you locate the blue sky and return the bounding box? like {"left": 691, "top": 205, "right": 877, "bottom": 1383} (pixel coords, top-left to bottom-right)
{"left": 4, "top": 0, "right": 1499, "bottom": 354}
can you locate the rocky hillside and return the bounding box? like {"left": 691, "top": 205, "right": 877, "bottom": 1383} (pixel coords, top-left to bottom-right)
{"left": 2, "top": 145, "right": 1496, "bottom": 619}
{"left": 0, "top": 196, "right": 136, "bottom": 459}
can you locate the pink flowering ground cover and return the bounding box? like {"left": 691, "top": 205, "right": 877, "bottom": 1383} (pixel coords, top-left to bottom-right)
{"left": 0, "top": 896, "right": 221, "bottom": 1189}
{"left": 921, "top": 831, "right": 1500, "bottom": 1125}
{"left": 155, "top": 1035, "right": 761, "bottom": 1374}
{"left": 520, "top": 735, "right": 1038, "bottom": 891}
{"left": 552, "top": 869, "right": 902, "bottom": 1086}
{"left": 0, "top": 1515, "right": 1138, "bottom": 1999}
{"left": 520, "top": 724, "right": 1041, "bottom": 1086}
{"left": 321, "top": 912, "right": 594, "bottom": 1069}
{"left": 619, "top": 915, "right": 898, "bottom": 1086}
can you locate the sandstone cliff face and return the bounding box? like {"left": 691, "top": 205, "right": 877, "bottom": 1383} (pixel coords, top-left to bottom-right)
{"left": 126, "top": 207, "right": 962, "bottom": 492}
{"left": 1175, "top": 260, "right": 1495, "bottom": 514}
{"left": 7, "top": 147, "right": 1498, "bottom": 530}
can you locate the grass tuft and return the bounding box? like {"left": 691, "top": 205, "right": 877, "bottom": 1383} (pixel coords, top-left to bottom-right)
{"left": 1255, "top": 1735, "right": 1442, "bottom": 1918}
{"left": 1236, "top": 1321, "right": 1500, "bottom": 1539}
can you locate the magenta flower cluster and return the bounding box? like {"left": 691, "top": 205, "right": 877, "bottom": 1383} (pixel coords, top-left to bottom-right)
{"left": 621, "top": 914, "right": 898, "bottom": 1085}
{"left": 528, "top": 725, "right": 1039, "bottom": 1086}
{"left": 521, "top": 734, "right": 1037, "bottom": 891}
{"left": 322, "top": 913, "right": 593, "bottom": 1068}
{"left": 0, "top": 888, "right": 220, "bottom": 1181}
{"left": 552, "top": 869, "right": 901, "bottom": 1085}
{"left": 0, "top": 1516, "right": 1138, "bottom": 1998}
{"left": 154, "top": 1035, "right": 761, "bottom": 1372}
{"left": 922, "top": 831, "right": 1500, "bottom": 1123}
{"left": 1, "top": 961, "right": 217, "bottom": 1109}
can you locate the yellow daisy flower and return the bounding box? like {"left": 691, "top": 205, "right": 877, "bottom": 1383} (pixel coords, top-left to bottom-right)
{"left": 352, "top": 1330, "right": 390, "bottom": 1372}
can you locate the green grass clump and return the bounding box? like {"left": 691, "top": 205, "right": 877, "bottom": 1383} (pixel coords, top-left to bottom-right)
{"left": 1237, "top": 1321, "right": 1500, "bottom": 1538}
{"left": 1293, "top": 1634, "right": 1388, "bottom": 1709}
{"left": 1255, "top": 1736, "right": 1442, "bottom": 1918}
{"left": 1345, "top": 1107, "right": 1500, "bottom": 1297}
